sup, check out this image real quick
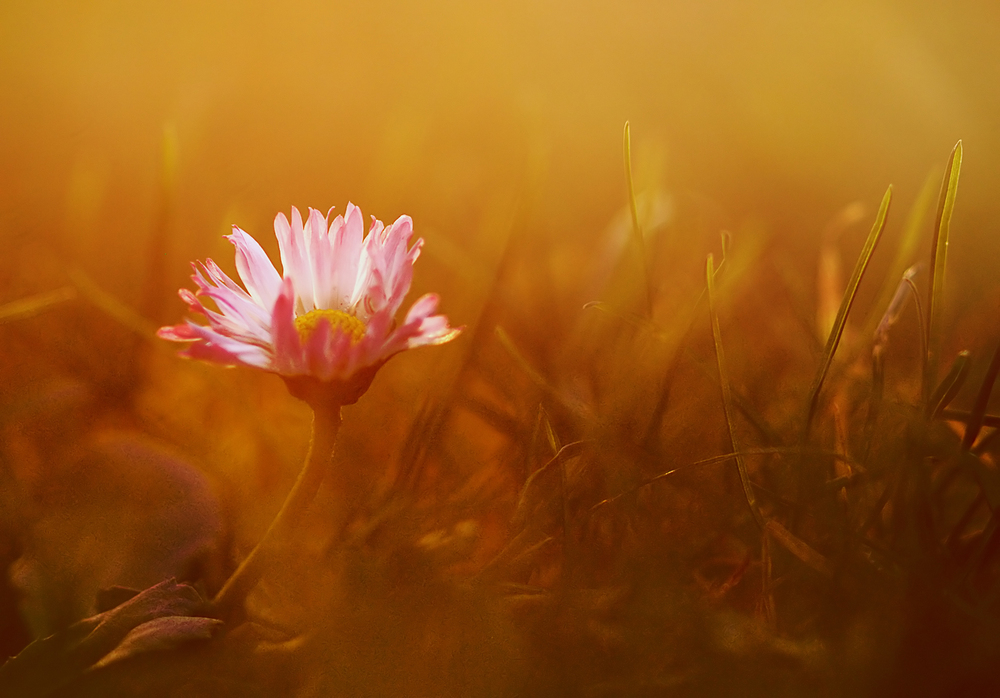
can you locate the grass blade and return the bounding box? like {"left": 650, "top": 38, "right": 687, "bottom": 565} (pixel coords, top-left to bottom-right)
{"left": 929, "top": 350, "right": 971, "bottom": 419}
{"left": 70, "top": 268, "right": 158, "bottom": 338}
{"left": 623, "top": 121, "right": 653, "bottom": 317}
{"left": 0, "top": 286, "right": 77, "bottom": 325}
{"left": 961, "top": 340, "right": 1000, "bottom": 451}
{"left": 707, "top": 253, "right": 765, "bottom": 529}
{"left": 862, "top": 169, "right": 938, "bottom": 342}
{"left": 925, "top": 141, "right": 963, "bottom": 404}
{"left": 495, "top": 325, "right": 592, "bottom": 421}
{"left": 805, "top": 185, "right": 892, "bottom": 432}
{"left": 589, "top": 446, "right": 856, "bottom": 511}
{"left": 765, "top": 519, "right": 834, "bottom": 577}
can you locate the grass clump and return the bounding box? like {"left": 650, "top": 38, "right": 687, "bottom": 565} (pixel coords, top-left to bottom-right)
{"left": 2, "top": 134, "right": 999, "bottom": 697}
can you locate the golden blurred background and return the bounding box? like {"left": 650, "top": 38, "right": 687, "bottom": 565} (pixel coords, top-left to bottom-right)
{"left": 3, "top": 0, "right": 1000, "bottom": 689}
{"left": 3, "top": 0, "right": 999, "bottom": 288}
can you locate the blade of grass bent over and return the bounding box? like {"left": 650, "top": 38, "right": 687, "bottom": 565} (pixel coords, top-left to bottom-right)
{"left": 805, "top": 185, "right": 892, "bottom": 433}
{"left": 707, "top": 253, "right": 765, "bottom": 529}
{"left": 925, "top": 141, "right": 963, "bottom": 404}
{"left": 623, "top": 121, "right": 653, "bottom": 317}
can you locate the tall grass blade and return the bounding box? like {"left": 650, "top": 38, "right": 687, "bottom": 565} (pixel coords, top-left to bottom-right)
{"left": 623, "top": 121, "right": 653, "bottom": 317}
{"left": 805, "top": 185, "right": 892, "bottom": 432}
{"left": 589, "top": 446, "right": 855, "bottom": 511}
{"left": 862, "top": 170, "right": 937, "bottom": 342}
{"left": 961, "top": 341, "right": 1000, "bottom": 451}
{"left": 925, "top": 141, "right": 963, "bottom": 404}
{"left": 707, "top": 253, "right": 765, "bottom": 529}
{"left": 929, "top": 350, "right": 971, "bottom": 419}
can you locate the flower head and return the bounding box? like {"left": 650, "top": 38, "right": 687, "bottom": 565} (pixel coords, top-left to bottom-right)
{"left": 158, "top": 204, "right": 459, "bottom": 392}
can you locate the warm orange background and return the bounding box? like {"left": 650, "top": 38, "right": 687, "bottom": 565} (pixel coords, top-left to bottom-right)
{"left": 3, "top": 0, "right": 999, "bottom": 307}
{"left": 2, "top": 2, "right": 1000, "bottom": 681}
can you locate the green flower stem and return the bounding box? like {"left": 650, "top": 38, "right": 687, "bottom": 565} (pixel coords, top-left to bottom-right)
{"left": 212, "top": 403, "right": 342, "bottom": 618}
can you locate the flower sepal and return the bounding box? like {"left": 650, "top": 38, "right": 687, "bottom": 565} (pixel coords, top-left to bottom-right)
{"left": 282, "top": 362, "right": 385, "bottom": 411}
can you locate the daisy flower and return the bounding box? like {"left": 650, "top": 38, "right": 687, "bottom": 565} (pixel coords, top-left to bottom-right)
{"left": 158, "top": 204, "right": 459, "bottom": 388}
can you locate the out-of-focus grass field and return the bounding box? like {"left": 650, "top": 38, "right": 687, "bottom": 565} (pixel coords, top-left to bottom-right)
{"left": 3, "top": 1, "right": 1000, "bottom": 695}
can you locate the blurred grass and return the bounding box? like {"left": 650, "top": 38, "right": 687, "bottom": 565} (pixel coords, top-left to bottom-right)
{"left": 3, "top": 125, "right": 1000, "bottom": 695}
{"left": 3, "top": 1, "right": 1000, "bottom": 695}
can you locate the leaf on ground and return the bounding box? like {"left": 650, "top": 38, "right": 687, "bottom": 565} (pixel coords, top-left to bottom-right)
{"left": 0, "top": 579, "right": 211, "bottom": 698}
{"left": 92, "top": 615, "right": 222, "bottom": 669}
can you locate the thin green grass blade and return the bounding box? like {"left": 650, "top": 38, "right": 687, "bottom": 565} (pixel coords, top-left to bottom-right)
{"left": 589, "top": 446, "right": 856, "bottom": 511}
{"left": 805, "top": 185, "right": 892, "bottom": 432}
{"left": 925, "top": 141, "right": 963, "bottom": 404}
{"left": 540, "top": 405, "right": 562, "bottom": 454}
{"left": 862, "top": 169, "right": 937, "bottom": 342}
{"left": 623, "top": 121, "right": 652, "bottom": 317}
{"left": 707, "top": 253, "right": 765, "bottom": 529}
{"left": 929, "top": 350, "right": 971, "bottom": 419}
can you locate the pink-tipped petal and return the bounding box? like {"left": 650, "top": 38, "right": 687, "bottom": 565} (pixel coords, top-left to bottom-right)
{"left": 409, "top": 316, "right": 462, "bottom": 347}
{"left": 306, "top": 208, "right": 333, "bottom": 310}
{"left": 180, "top": 340, "right": 258, "bottom": 366}
{"left": 380, "top": 294, "right": 460, "bottom": 355}
{"left": 329, "top": 203, "right": 364, "bottom": 310}
{"left": 270, "top": 278, "right": 305, "bottom": 375}
{"left": 302, "top": 314, "right": 333, "bottom": 380}
{"left": 228, "top": 226, "right": 282, "bottom": 310}
{"left": 403, "top": 292, "right": 439, "bottom": 323}
{"left": 157, "top": 323, "right": 198, "bottom": 341}
{"left": 178, "top": 322, "right": 271, "bottom": 367}
{"left": 325, "top": 330, "right": 354, "bottom": 380}
{"left": 275, "top": 208, "right": 315, "bottom": 313}
{"left": 190, "top": 263, "right": 271, "bottom": 342}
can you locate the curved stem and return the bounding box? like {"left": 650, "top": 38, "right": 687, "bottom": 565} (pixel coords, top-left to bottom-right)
{"left": 212, "top": 403, "right": 342, "bottom": 617}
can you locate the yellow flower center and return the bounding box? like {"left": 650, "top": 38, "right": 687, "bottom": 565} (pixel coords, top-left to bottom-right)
{"left": 293, "top": 309, "right": 366, "bottom": 344}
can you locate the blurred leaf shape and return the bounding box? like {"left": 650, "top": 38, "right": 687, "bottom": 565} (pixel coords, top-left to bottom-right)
{"left": 0, "top": 579, "right": 217, "bottom": 698}
{"left": 92, "top": 615, "right": 222, "bottom": 670}
{"left": 8, "top": 431, "right": 223, "bottom": 638}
